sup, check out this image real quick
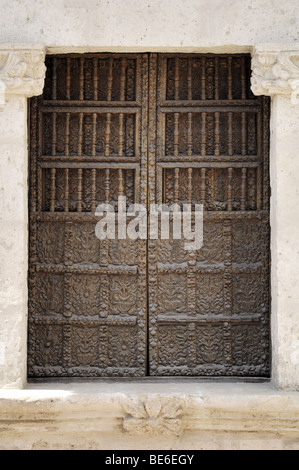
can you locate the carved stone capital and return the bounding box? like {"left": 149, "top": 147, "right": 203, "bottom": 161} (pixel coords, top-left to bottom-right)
{"left": 251, "top": 44, "right": 299, "bottom": 104}
{"left": 0, "top": 44, "right": 46, "bottom": 107}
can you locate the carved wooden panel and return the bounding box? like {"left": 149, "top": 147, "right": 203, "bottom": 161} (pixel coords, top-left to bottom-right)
{"left": 28, "top": 53, "right": 270, "bottom": 378}
{"left": 148, "top": 54, "right": 270, "bottom": 377}
{"left": 28, "top": 54, "right": 148, "bottom": 377}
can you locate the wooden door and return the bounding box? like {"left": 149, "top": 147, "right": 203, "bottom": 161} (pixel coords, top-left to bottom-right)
{"left": 147, "top": 54, "right": 270, "bottom": 376}
{"left": 28, "top": 53, "right": 270, "bottom": 378}
{"left": 28, "top": 54, "right": 149, "bottom": 377}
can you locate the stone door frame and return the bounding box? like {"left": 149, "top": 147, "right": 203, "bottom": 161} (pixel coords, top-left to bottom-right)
{"left": 0, "top": 43, "right": 298, "bottom": 390}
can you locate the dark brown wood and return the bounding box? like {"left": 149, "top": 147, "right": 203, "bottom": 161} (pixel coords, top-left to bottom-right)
{"left": 187, "top": 112, "right": 193, "bottom": 156}
{"left": 149, "top": 53, "right": 270, "bottom": 377}
{"left": 64, "top": 168, "right": 69, "bottom": 212}
{"left": 28, "top": 53, "right": 148, "bottom": 378}
{"left": 29, "top": 53, "right": 270, "bottom": 379}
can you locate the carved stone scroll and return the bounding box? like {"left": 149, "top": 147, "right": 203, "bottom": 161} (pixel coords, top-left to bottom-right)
{"left": 0, "top": 45, "right": 46, "bottom": 107}
{"left": 251, "top": 45, "right": 299, "bottom": 104}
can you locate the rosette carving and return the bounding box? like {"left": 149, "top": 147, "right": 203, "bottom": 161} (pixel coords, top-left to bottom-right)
{"left": 123, "top": 398, "right": 184, "bottom": 436}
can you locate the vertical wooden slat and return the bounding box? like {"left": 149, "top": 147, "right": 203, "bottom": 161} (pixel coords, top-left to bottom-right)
{"left": 64, "top": 168, "right": 69, "bottom": 212}
{"left": 174, "top": 168, "right": 180, "bottom": 204}
{"left": 214, "top": 57, "right": 219, "bottom": 100}
{"left": 52, "top": 58, "right": 57, "bottom": 100}
{"left": 148, "top": 53, "right": 157, "bottom": 209}
{"left": 214, "top": 112, "right": 220, "bottom": 156}
{"left": 77, "top": 168, "right": 83, "bottom": 212}
{"left": 187, "top": 112, "right": 193, "bottom": 156}
{"left": 105, "top": 113, "right": 112, "bottom": 157}
{"left": 118, "top": 168, "right": 124, "bottom": 199}
{"left": 65, "top": 113, "right": 70, "bottom": 156}
{"left": 262, "top": 96, "right": 270, "bottom": 211}
{"left": 187, "top": 167, "right": 193, "bottom": 204}
{"left": 257, "top": 111, "right": 262, "bottom": 157}
{"left": 201, "top": 112, "right": 206, "bottom": 155}
{"left": 257, "top": 165, "right": 262, "bottom": 211}
{"left": 156, "top": 55, "right": 166, "bottom": 171}
{"left": 78, "top": 113, "right": 83, "bottom": 156}
{"left": 227, "top": 167, "right": 233, "bottom": 211}
{"left": 241, "top": 112, "right": 247, "bottom": 156}
{"left": 50, "top": 168, "right": 56, "bottom": 212}
{"left": 156, "top": 55, "right": 165, "bottom": 206}
{"left": 228, "top": 112, "right": 233, "bottom": 156}
{"left": 52, "top": 113, "right": 57, "bottom": 156}
{"left": 107, "top": 57, "right": 113, "bottom": 101}
{"left": 29, "top": 98, "right": 38, "bottom": 212}
{"left": 156, "top": 166, "right": 163, "bottom": 205}
{"left": 134, "top": 167, "right": 140, "bottom": 205}
{"left": 141, "top": 53, "right": 149, "bottom": 208}
{"left": 163, "top": 168, "right": 167, "bottom": 204}
{"left": 201, "top": 57, "right": 206, "bottom": 100}
{"left": 91, "top": 168, "right": 97, "bottom": 212}
{"left": 79, "top": 57, "right": 84, "bottom": 100}
{"left": 174, "top": 56, "right": 179, "bottom": 100}
{"left": 200, "top": 168, "right": 206, "bottom": 207}
{"left": 92, "top": 113, "right": 97, "bottom": 156}
{"left": 118, "top": 113, "right": 124, "bottom": 157}
{"left": 211, "top": 168, "right": 215, "bottom": 207}
{"left": 37, "top": 166, "right": 43, "bottom": 212}
{"left": 174, "top": 112, "right": 179, "bottom": 157}
{"left": 241, "top": 57, "right": 246, "bottom": 100}
{"left": 66, "top": 57, "right": 71, "bottom": 100}
{"left": 228, "top": 56, "right": 232, "bottom": 100}
{"left": 93, "top": 57, "right": 98, "bottom": 101}
{"left": 188, "top": 58, "right": 192, "bottom": 100}
{"left": 120, "top": 57, "right": 127, "bottom": 101}
{"left": 241, "top": 167, "right": 247, "bottom": 211}
{"left": 105, "top": 168, "right": 110, "bottom": 204}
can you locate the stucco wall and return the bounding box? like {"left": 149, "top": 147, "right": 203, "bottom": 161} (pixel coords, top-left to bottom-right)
{"left": 0, "top": 0, "right": 298, "bottom": 51}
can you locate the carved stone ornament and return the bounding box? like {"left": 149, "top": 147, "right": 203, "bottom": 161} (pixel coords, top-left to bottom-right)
{"left": 0, "top": 45, "right": 46, "bottom": 107}
{"left": 123, "top": 398, "right": 184, "bottom": 436}
{"left": 251, "top": 45, "right": 299, "bottom": 104}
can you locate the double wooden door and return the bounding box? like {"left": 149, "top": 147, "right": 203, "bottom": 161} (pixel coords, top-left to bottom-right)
{"left": 28, "top": 53, "right": 270, "bottom": 378}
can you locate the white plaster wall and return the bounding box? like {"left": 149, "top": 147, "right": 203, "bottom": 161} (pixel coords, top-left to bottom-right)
{"left": 270, "top": 96, "right": 299, "bottom": 390}
{"left": 0, "top": 0, "right": 298, "bottom": 51}
{"left": 0, "top": 96, "right": 28, "bottom": 388}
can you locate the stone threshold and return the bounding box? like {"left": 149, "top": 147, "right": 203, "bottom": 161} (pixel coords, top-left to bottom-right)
{"left": 0, "top": 381, "right": 299, "bottom": 449}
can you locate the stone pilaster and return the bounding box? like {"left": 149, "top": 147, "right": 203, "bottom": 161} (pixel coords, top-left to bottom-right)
{"left": 252, "top": 44, "right": 299, "bottom": 390}
{"left": 0, "top": 45, "right": 45, "bottom": 388}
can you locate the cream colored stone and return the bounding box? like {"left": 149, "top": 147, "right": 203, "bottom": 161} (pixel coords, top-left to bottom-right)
{"left": 251, "top": 45, "right": 299, "bottom": 104}
{"left": 0, "top": 44, "right": 45, "bottom": 388}
{"left": 270, "top": 95, "right": 299, "bottom": 390}
{"left": 0, "top": 382, "right": 298, "bottom": 450}
{"left": 0, "top": 95, "right": 29, "bottom": 389}
{"left": 0, "top": 45, "right": 45, "bottom": 106}
{"left": 0, "top": 0, "right": 298, "bottom": 51}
